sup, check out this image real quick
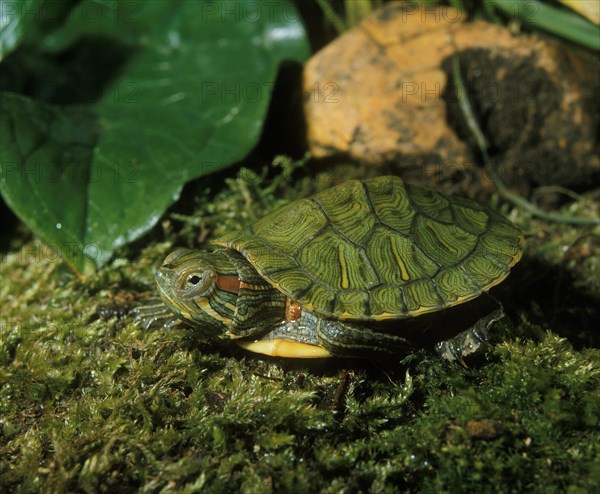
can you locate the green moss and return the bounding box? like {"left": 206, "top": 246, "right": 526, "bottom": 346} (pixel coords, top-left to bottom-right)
{"left": 1, "top": 161, "right": 599, "bottom": 492}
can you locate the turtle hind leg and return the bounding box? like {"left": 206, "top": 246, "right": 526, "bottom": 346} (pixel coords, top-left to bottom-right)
{"left": 316, "top": 319, "right": 413, "bottom": 358}
{"left": 434, "top": 305, "right": 508, "bottom": 363}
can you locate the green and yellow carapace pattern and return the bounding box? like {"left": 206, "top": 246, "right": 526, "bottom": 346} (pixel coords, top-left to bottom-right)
{"left": 216, "top": 176, "right": 523, "bottom": 320}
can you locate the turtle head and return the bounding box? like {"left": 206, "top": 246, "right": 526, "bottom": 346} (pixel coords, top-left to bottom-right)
{"left": 155, "top": 248, "right": 239, "bottom": 335}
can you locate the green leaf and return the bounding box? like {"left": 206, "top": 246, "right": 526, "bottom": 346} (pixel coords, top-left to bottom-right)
{"left": 488, "top": 0, "right": 600, "bottom": 51}
{"left": 0, "top": 0, "right": 77, "bottom": 60}
{"left": 0, "top": 93, "right": 98, "bottom": 274}
{"left": 0, "top": 0, "right": 309, "bottom": 273}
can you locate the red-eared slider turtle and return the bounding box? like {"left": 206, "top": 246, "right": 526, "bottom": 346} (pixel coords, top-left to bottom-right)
{"left": 155, "top": 176, "right": 523, "bottom": 359}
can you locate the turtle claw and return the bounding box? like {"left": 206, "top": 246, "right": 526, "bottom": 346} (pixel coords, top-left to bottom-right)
{"left": 132, "top": 298, "right": 182, "bottom": 331}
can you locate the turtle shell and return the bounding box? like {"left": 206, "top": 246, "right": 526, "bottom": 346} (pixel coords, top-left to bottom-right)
{"left": 214, "top": 176, "right": 523, "bottom": 321}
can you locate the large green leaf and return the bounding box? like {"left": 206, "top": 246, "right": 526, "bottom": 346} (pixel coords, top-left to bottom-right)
{"left": 0, "top": 0, "right": 309, "bottom": 273}
{"left": 0, "top": 0, "right": 77, "bottom": 60}
{"left": 0, "top": 94, "right": 99, "bottom": 272}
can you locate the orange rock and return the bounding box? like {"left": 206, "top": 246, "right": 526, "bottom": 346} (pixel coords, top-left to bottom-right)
{"left": 304, "top": 2, "right": 599, "bottom": 191}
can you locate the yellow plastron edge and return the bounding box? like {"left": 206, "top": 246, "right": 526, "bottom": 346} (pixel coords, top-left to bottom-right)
{"left": 238, "top": 339, "right": 332, "bottom": 358}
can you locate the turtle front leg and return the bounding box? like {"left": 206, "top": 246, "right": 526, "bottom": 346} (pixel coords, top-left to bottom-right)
{"left": 237, "top": 310, "right": 412, "bottom": 358}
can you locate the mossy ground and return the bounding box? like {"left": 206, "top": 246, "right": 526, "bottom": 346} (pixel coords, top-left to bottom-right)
{"left": 1, "top": 160, "right": 599, "bottom": 493}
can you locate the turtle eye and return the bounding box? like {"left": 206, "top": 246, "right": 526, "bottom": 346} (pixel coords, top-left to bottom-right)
{"left": 178, "top": 270, "right": 212, "bottom": 296}
{"left": 187, "top": 274, "right": 203, "bottom": 286}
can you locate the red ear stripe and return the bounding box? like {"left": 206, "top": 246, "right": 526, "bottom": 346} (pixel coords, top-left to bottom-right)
{"left": 215, "top": 274, "right": 241, "bottom": 294}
